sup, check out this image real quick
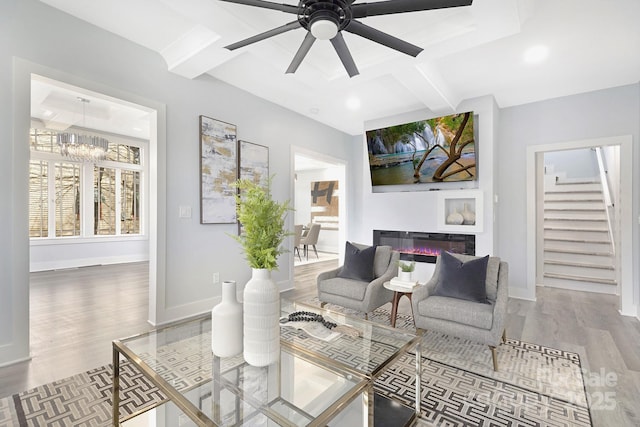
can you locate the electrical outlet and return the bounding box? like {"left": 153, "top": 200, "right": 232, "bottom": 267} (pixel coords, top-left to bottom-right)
{"left": 212, "top": 272, "right": 220, "bottom": 284}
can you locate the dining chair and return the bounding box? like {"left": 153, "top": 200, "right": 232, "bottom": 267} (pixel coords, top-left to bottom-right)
{"left": 300, "top": 223, "right": 321, "bottom": 260}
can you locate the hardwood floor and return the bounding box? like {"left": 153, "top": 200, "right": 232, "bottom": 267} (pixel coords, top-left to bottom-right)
{"left": 0, "top": 262, "right": 152, "bottom": 399}
{"left": 1, "top": 259, "right": 638, "bottom": 426}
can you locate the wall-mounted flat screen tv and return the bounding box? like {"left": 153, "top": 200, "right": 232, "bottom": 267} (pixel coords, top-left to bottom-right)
{"left": 366, "top": 111, "right": 476, "bottom": 187}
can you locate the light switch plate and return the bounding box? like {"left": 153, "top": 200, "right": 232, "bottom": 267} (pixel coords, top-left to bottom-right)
{"left": 179, "top": 206, "right": 192, "bottom": 218}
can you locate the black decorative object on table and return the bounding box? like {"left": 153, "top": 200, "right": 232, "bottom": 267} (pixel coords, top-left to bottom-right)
{"left": 281, "top": 311, "right": 337, "bottom": 330}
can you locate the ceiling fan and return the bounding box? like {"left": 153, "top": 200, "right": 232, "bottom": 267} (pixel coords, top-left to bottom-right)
{"left": 219, "top": 0, "right": 473, "bottom": 77}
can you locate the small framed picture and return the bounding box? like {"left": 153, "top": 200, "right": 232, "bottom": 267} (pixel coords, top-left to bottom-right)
{"left": 238, "top": 140, "right": 269, "bottom": 187}
{"left": 237, "top": 140, "right": 269, "bottom": 234}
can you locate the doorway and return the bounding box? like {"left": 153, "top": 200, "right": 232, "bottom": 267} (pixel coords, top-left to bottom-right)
{"left": 29, "top": 75, "right": 151, "bottom": 271}
{"left": 526, "top": 135, "right": 633, "bottom": 315}
{"left": 291, "top": 148, "right": 347, "bottom": 269}
{"left": 539, "top": 147, "right": 619, "bottom": 294}
{"left": 10, "top": 59, "right": 165, "bottom": 366}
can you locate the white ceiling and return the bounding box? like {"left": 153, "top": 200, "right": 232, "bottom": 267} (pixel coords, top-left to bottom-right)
{"left": 31, "top": 75, "right": 151, "bottom": 139}
{"left": 37, "top": 0, "right": 640, "bottom": 136}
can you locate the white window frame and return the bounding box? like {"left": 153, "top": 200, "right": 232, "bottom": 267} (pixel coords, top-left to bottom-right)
{"left": 29, "top": 128, "right": 148, "bottom": 243}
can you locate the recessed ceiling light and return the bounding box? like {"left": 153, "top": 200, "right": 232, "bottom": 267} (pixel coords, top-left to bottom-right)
{"left": 523, "top": 45, "right": 549, "bottom": 64}
{"left": 309, "top": 107, "right": 320, "bottom": 115}
{"left": 345, "top": 96, "right": 361, "bottom": 110}
{"left": 133, "top": 127, "right": 143, "bottom": 132}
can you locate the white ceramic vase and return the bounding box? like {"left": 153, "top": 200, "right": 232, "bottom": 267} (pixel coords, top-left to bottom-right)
{"left": 462, "top": 203, "right": 476, "bottom": 225}
{"left": 243, "top": 268, "right": 280, "bottom": 367}
{"left": 211, "top": 280, "right": 243, "bottom": 357}
{"left": 446, "top": 209, "right": 464, "bottom": 225}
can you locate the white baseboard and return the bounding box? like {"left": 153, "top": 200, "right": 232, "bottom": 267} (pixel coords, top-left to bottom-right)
{"left": 618, "top": 304, "right": 638, "bottom": 318}
{"left": 278, "top": 279, "right": 295, "bottom": 293}
{"left": 0, "top": 344, "right": 31, "bottom": 368}
{"left": 151, "top": 279, "right": 295, "bottom": 327}
{"left": 30, "top": 255, "right": 149, "bottom": 272}
{"left": 508, "top": 285, "right": 536, "bottom": 301}
{"left": 151, "top": 296, "right": 220, "bottom": 328}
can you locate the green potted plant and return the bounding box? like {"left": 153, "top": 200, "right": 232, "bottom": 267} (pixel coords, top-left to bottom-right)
{"left": 397, "top": 260, "right": 415, "bottom": 281}
{"left": 231, "top": 177, "right": 291, "bottom": 367}
{"left": 232, "top": 177, "right": 291, "bottom": 270}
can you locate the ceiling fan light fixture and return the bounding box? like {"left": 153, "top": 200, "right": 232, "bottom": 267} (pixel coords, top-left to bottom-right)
{"left": 310, "top": 18, "right": 338, "bottom": 40}
{"left": 217, "top": 0, "right": 474, "bottom": 76}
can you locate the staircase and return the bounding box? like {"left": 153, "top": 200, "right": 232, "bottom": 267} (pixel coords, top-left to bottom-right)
{"left": 542, "top": 179, "right": 617, "bottom": 293}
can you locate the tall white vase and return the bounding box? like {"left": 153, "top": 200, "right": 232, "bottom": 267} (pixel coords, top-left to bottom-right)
{"left": 243, "top": 268, "right": 280, "bottom": 367}
{"left": 211, "top": 280, "right": 243, "bottom": 357}
{"left": 462, "top": 203, "right": 476, "bottom": 225}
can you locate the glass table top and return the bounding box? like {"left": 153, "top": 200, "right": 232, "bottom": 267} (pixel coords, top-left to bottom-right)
{"left": 279, "top": 300, "right": 418, "bottom": 378}
{"left": 114, "top": 298, "right": 419, "bottom": 426}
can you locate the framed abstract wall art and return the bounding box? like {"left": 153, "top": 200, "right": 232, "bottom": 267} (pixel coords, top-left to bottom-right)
{"left": 238, "top": 140, "right": 269, "bottom": 187}
{"left": 310, "top": 180, "right": 339, "bottom": 230}
{"left": 199, "top": 116, "right": 238, "bottom": 224}
{"left": 237, "top": 140, "right": 269, "bottom": 234}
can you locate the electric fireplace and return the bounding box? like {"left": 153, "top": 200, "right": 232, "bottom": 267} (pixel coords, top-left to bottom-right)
{"left": 373, "top": 230, "right": 475, "bottom": 264}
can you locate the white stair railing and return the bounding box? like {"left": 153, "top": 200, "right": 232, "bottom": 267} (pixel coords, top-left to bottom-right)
{"left": 595, "top": 147, "right": 615, "bottom": 254}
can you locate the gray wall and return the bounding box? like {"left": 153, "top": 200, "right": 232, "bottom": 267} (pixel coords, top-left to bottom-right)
{"left": 544, "top": 148, "right": 599, "bottom": 179}
{"left": 0, "top": 2, "right": 17, "bottom": 353}
{"left": 0, "top": 0, "right": 353, "bottom": 364}
{"left": 497, "top": 84, "right": 640, "bottom": 304}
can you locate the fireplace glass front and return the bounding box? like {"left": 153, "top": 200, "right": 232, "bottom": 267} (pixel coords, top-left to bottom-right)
{"left": 373, "top": 230, "right": 475, "bottom": 264}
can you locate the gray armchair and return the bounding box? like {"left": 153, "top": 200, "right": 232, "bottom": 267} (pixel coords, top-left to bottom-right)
{"left": 317, "top": 244, "right": 400, "bottom": 317}
{"left": 411, "top": 253, "right": 509, "bottom": 370}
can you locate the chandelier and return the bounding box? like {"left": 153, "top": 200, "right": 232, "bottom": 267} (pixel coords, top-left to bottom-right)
{"left": 57, "top": 97, "right": 109, "bottom": 162}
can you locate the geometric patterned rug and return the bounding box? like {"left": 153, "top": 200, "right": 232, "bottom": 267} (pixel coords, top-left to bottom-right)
{"left": 313, "top": 300, "right": 593, "bottom": 427}
{"left": 0, "top": 303, "right": 592, "bottom": 427}
{"left": 377, "top": 339, "right": 592, "bottom": 426}
{"left": 0, "top": 361, "right": 166, "bottom": 427}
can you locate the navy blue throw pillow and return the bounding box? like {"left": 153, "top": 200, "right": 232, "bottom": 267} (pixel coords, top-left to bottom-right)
{"left": 338, "top": 242, "right": 376, "bottom": 281}
{"left": 432, "top": 252, "right": 489, "bottom": 303}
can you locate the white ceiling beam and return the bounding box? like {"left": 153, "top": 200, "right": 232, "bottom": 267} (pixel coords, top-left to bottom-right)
{"left": 393, "top": 64, "right": 456, "bottom": 115}
{"left": 160, "top": 25, "right": 232, "bottom": 79}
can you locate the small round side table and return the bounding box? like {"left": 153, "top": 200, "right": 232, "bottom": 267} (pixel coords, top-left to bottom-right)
{"left": 383, "top": 281, "right": 419, "bottom": 328}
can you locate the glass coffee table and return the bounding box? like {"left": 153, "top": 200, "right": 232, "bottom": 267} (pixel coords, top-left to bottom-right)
{"left": 112, "top": 299, "right": 421, "bottom": 426}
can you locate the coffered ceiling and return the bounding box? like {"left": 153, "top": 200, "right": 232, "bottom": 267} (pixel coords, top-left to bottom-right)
{"left": 31, "top": 75, "right": 152, "bottom": 140}
{"left": 37, "top": 0, "right": 640, "bottom": 136}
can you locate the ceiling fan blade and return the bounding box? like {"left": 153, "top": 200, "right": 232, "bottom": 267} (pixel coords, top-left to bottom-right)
{"left": 217, "top": 0, "right": 298, "bottom": 14}
{"left": 225, "top": 21, "right": 302, "bottom": 50}
{"left": 330, "top": 33, "right": 359, "bottom": 77}
{"left": 286, "top": 33, "right": 316, "bottom": 74}
{"left": 352, "top": 0, "right": 473, "bottom": 18}
{"left": 345, "top": 20, "right": 423, "bottom": 57}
